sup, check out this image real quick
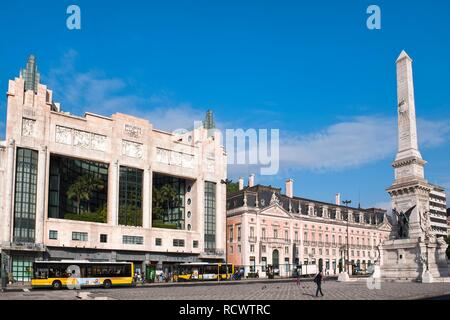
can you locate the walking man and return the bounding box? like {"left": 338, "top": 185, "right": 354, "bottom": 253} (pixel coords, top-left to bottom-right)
{"left": 314, "top": 271, "right": 324, "bottom": 297}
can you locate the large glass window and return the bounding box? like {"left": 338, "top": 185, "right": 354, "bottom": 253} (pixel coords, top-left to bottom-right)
{"left": 48, "top": 154, "right": 108, "bottom": 223}
{"left": 13, "top": 148, "right": 38, "bottom": 243}
{"left": 12, "top": 257, "right": 33, "bottom": 283}
{"left": 204, "top": 182, "right": 216, "bottom": 250}
{"left": 152, "top": 173, "right": 186, "bottom": 229}
{"left": 119, "top": 166, "right": 143, "bottom": 227}
{"left": 123, "top": 235, "right": 144, "bottom": 245}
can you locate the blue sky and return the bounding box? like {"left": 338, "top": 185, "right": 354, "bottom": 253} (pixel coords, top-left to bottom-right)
{"left": 1, "top": 0, "right": 450, "bottom": 210}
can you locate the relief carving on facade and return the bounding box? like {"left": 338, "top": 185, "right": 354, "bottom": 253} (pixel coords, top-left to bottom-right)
{"left": 55, "top": 126, "right": 72, "bottom": 145}
{"left": 206, "top": 158, "right": 215, "bottom": 173}
{"left": 55, "top": 125, "right": 107, "bottom": 151}
{"left": 73, "top": 130, "right": 91, "bottom": 149}
{"left": 122, "top": 140, "right": 143, "bottom": 159}
{"left": 22, "top": 118, "right": 36, "bottom": 137}
{"left": 156, "top": 147, "right": 195, "bottom": 169}
{"left": 170, "top": 151, "right": 182, "bottom": 166}
{"left": 124, "top": 124, "right": 142, "bottom": 138}
{"left": 182, "top": 153, "right": 194, "bottom": 168}
{"left": 91, "top": 134, "right": 107, "bottom": 152}
{"left": 156, "top": 148, "right": 169, "bottom": 164}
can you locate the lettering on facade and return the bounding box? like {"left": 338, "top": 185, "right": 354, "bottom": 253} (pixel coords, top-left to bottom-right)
{"left": 22, "top": 118, "right": 36, "bottom": 137}
{"left": 122, "top": 140, "right": 144, "bottom": 159}
{"left": 124, "top": 124, "right": 143, "bottom": 138}
{"left": 55, "top": 125, "right": 107, "bottom": 152}
{"left": 23, "top": 108, "right": 36, "bottom": 118}
{"left": 156, "top": 147, "right": 194, "bottom": 169}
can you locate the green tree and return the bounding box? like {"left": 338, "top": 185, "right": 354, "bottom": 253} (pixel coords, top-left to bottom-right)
{"left": 67, "top": 174, "right": 104, "bottom": 215}
{"left": 226, "top": 181, "right": 240, "bottom": 194}
{"left": 152, "top": 184, "right": 179, "bottom": 226}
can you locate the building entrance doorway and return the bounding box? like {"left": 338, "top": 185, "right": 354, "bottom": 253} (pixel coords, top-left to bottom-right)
{"left": 272, "top": 250, "right": 279, "bottom": 270}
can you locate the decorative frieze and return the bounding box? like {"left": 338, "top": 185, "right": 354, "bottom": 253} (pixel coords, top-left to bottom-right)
{"left": 122, "top": 140, "right": 143, "bottom": 159}
{"left": 55, "top": 126, "right": 72, "bottom": 145}
{"left": 156, "top": 147, "right": 194, "bottom": 169}
{"left": 206, "top": 158, "right": 215, "bottom": 173}
{"left": 124, "top": 124, "right": 143, "bottom": 138}
{"left": 55, "top": 125, "right": 107, "bottom": 152}
{"left": 73, "top": 130, "right": 91, "bottom": 149}
{"left": 22, "top": 118, "right": 36, "bottom": 137}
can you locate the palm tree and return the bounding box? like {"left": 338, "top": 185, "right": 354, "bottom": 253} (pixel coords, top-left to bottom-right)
{"left": 152, "top": 184, "right": 179, "bottom": 223}
{"left": 67, "top": 174, "right": 104, "bottom": 215}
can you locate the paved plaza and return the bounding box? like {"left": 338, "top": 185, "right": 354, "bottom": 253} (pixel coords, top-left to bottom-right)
{"left": 1, "top": 280, "right": 450, "bottom": 300}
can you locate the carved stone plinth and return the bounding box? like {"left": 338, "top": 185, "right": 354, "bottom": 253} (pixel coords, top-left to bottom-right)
{"left": 380, "top": 238, "right": 448, "bottom": 282}
{"left": 337, "top": 272, "right": 350, "bottom": 282}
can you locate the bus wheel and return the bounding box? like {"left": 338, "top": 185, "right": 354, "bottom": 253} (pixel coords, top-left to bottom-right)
{"left": 103, "top": 280, "right": 112, "bottom": 289}
{"left": 52, "top": 280, "right": 62, "bottom": 290}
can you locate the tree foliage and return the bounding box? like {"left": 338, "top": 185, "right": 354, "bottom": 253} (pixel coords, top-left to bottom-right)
{"left": 66, "top": 174, "right": 105, "bottom": 215}
{"left": 152, "top": 184, "right": 180, "bottom": 226}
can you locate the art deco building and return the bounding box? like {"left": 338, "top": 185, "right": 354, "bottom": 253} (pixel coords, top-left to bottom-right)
{"left": 226, "top": 176, "right": 392, "bottom": 277}
{"left": 0, "top": 56, "right": 227, "bottom": 282}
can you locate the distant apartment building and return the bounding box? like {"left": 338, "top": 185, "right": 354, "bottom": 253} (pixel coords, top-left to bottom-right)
{"left": 226, "top": 176, "right": 392, "bottom": 277}
{"left": 428, "top": 184, "right": 448, "bottom": 238}
{"left": 447, "top": 208, "right": 450, "bottom": 236}
{"left": 0, "top": 56, "right": 227, "bottom": 283}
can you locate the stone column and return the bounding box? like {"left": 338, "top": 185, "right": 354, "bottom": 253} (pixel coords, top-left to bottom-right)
{"left": 35, "top": 145, "right": 48, "bottom": 245}
{"left": 197, "top": 175, "right": 205, "bottom": 252}
{"left": 215, "top": 178, "right": 226, "bottom": 260}
{"left": 108, "top": 160, "right": 119, "bottom": 226}
{"left": 142, "top": 166, "right": 152, "bottom": 229}
{"left": 3, "top": 139, "right": 15, "bottom": 244}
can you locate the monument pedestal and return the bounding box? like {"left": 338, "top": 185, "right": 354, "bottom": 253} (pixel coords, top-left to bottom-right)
{"left": 337, "top": 272, "right": 350, "bottom": 282}
{"left": 380, "top": 237, "right": 448, "bottom": 282}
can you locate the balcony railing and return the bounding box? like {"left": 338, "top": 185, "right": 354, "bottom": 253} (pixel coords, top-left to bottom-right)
{"left": 261, "top": 237, "right": 291, "bottom": 244}
{"left": 293, "top": 240, "right": 301, "bottom": 245}
{"left": 318, "top": 241, "right": 324, "bottom": 247}
{"left": 303, "top": 240, "right": 310, "bottom": 246}
{"left": 248, "top": 236, "right": 257, "bottom": 243}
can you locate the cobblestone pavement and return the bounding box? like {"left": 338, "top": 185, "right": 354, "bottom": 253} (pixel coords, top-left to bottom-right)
{"left": 1, "top": 280, "right": 450, "bottom": 300}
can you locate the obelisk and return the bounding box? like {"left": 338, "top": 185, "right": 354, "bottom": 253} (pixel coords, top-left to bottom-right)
{"left": 387, "top": 50, "right": 430, "bottom": 240}
{"left": 382, "top": 51, "right": 449, "bottom": 282}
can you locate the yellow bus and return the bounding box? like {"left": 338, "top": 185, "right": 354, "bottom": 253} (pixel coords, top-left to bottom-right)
{"left": 31, "top": 261, "right": 134, "bottom": 290}
{"left": 174, "top": 262, "right": 234, "bottom": 281}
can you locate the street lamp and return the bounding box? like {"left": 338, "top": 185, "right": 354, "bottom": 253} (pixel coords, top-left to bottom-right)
{"left": 337, "top": 200, "right": 352, "bottom": 282}
{"left": 342, "top": 200, "right": 351, "bottom": 274}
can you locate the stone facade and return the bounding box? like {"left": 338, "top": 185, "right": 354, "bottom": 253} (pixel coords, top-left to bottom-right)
{"left": 0, "top": 57, "right": 227, "bottom": 281}
{"left": 227, "top": 178, "right": 392, "bottom": 277}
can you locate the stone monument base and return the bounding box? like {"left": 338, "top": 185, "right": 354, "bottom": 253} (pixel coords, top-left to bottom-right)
{"left": 380, "top": 237, "right": 448, "bottom": 282}
{"left": 337, "top": 272, "right": 350, "bottom": 282}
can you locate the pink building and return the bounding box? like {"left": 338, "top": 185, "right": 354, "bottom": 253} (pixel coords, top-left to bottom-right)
{"left": 227, "top": 177, "right": 392, "bottom": 277}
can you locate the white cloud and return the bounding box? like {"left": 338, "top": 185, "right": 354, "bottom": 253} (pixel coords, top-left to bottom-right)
{"left": 279, "top": 116, "right": 396, "bottom": 171}
{"left": 278, "top": 116, "right": 450, "bottom": 172}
